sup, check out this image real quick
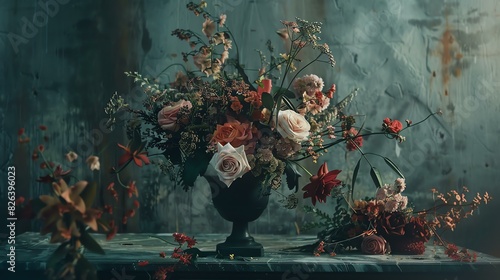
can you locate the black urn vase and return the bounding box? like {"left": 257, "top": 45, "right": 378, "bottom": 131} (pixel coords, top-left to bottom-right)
{"left": 205, "top": 172, "right": 271, "bottom": 257}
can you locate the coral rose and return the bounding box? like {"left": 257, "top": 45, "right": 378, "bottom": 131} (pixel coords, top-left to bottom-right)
{"left": 158, "top": 100, "right": 192, "bottom": 131}
{"left": 383, "top": 118, "right": 403, "bottom": 134}
{"left": 209, "top": 143, "right": 251, "bottom": 187}
{"left": 211, "top": 120, "right": 253, "bottom": 148}
{"left": 276, "top": 110, "right": 311, "bottom": 142}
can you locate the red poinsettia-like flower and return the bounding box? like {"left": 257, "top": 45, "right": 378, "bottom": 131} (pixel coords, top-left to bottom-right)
{"left": 302, "top": 163, "right": 342, "bottom": 206}
{"left": 117, "top": 143, "right": 150, "bottom": 167}
{"left": 383, "top": 118, "right": 403, "bottom": 134}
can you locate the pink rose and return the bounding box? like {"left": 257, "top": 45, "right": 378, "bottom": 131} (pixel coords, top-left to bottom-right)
{"left": 157, "top": 100, "right": 192, "bottom": 131}
{"left": 276, "top": 110, "right": 311, "bottom": 142}
{"left": 209, "top": 143, "right": 251, "bottom": 187}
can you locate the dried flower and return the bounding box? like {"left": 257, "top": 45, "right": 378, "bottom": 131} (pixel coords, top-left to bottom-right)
{"left": 202, "top": 18, "right": 216, "bottom": 38}
{"left": 219, "top": 14, "right": 227, "bottom": 26}
{"left": 86, "top": 156, "right": 100, "bottom": 171}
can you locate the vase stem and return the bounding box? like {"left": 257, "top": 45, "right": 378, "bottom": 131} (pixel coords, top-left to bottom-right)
{"left": 216, "top": 220, "right": 264, "bottom": 257}
{"left": 229, "top": 221, "right": 251, "bottom": 240}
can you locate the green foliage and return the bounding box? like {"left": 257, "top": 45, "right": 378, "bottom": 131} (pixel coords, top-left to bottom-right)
{"left": 47, "top": 242, "right": 69, "bottom": 270}
{"left": 182, "top": 148, "right": 211, "bottom": 187}
{"left": 79, "top": 229, "right": 105, "bottom": 255}
{"left": 271, "top": 87, "right": 295, "bottom": 99}
{"left": 284, "top": 160, "right": 302, "bottom": 192}
{"left": 75, "top": 256, "right": 98, "bottom": 280}
{"left": 351, "top": 158, "right": 362, "bottom": 201}
{"left": 370, "top": 166, "right": 383, "bottom": 188}
{"left": 302, "top": 205, "right": 333, "bottom": 231}
{"left": 261, "top": 93, "right": 274, "bottom": 110}
{"left": 383, "top": 157, "right": 405, "bottom": 179}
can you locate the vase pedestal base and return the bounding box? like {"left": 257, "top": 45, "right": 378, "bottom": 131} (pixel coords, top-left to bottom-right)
{"left": 216, "top": 236, "right": 264, "bottom": 257}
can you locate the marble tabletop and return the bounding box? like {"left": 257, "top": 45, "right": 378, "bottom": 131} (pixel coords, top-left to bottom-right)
{"left": 2, "top": 232, "right": 500, "bottom": 279}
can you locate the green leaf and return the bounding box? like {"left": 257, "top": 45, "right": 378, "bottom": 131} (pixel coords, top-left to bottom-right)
{"left": 284, "top": 160, "right": 302, "bottom": 192}
{"left": 271, "top": 87, "right": 296, "bottom": 99}
{"left": 130, "top": 128, "right": 144, "bottom": 152}
{"left": 383, "top": 157, "right": 405, "bottom": 179}
{"left": 183, "top": 149, "right": 211, "bottom": 187}
{"left": 273, "top": 97, "right": 282, "bottom": 126}
{"left": 80, "top": 182, "right": 97, "bottom": 209}
{"left": 261, "top": 93, "right": 274, "bottom": 110}
{"left": 351, "top": 158, "right": 362, "bottom": 201}
{"left": 47, "top": 242, "right": 69, "bottom": 270}
{"left": 281, "top": 95, "right": 297, "bottom": 111}
{"left": 75, "top": 255, "right": 98, "bottom": 280}
{"left": 80, "top": 230, "right": 105, "bottom": 255}
{"left": 163, "top": 147, "right": 182, "bottom": 165}
{"left": 370, "top": 167, "right": 383, "bottom": 188}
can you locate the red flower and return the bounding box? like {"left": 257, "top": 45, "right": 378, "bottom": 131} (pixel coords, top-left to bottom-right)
{"left": 173, "top": 232, "right": 197, "bottom": 248}
{"left": 127, "top": 181, "right": 139, "bottom": 198}
{"left": 314, "top": 241, "right": 325, "bottom": 256}
{"left": 15, "top": 196, "right": 25, "bottom": 206}
{"left": 178, "top": 254, "right": 192, "bottom": 265}
{"left": 125, "top": 209, "right": 136, "bottom": 218}
{"left": 344, "top": 128, "right": 363, "bottom": 151}
{"left": 107, "top": 182, "right": 118, "bottom": 201}
{"left": 133, "top": 200, "right": 140, "bottom": 209}
{"left": 36, "top": 165, "right": 71, "bottom": 183}
{"left": 18, "top": 128, "right": 25, "bottom": 135}
{"left": 326, "top": 84, "right": 336, "bottom": 99}
{"left": 383, "top": 118, "right": 403, "bottom": 134}
{"left": 118, "top": 143, "right": 150, "bottom": 167}
{"left": 302, "top": 163, "right": 342, "bottom": 206}
{"left": 104, "top": 204, "right": 113, "bottom": 214}
{"left": 106, "top": 225, "right": 118, "bottom": 240}
{"left": 138, "top": 260, "right": 149, "bottom": 267}
{"left": 39, "top": 125, "right": 48, "bottom": 131}
{"left": 154, "top": 266, "right": 175, "bottom": 280}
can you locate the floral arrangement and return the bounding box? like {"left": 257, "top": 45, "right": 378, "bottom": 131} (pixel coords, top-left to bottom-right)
{"left": 301, "top": 178, "right": 492, "bottom": 259}
{"left": 12, "top": 2, "right": 493, "bottom": 280}
{"left": 16, "top": 126, "right": 200, "bottom": 280}
{"left": 16, "top": 126, "right": 121, "bottom": 279}
{"left": 104, "top": 1, "right": 418, "bottom": 204}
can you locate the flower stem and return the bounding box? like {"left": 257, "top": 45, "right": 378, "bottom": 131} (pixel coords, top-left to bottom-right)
{"left": 294, "top": 162, "right": 313, "bottom": 177}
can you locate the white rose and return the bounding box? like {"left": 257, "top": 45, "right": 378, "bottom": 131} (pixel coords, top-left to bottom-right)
{"left": 209, "top": 143, "right": 251, "bottom": 187}
{"left": 276, "top": 110, "right": 311, "bottom": 142}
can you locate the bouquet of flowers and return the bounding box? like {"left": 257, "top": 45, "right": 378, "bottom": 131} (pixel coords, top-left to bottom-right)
{"left": 105, "top": 1, "right": 416, "bottom": 201}
{"left": 301, "top": 178, "right": 491, "bottom": 258}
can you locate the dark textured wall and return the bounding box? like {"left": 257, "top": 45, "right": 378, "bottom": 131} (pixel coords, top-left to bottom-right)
{"left": 1, "top": 0, "right": 499, "bottom": 256}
